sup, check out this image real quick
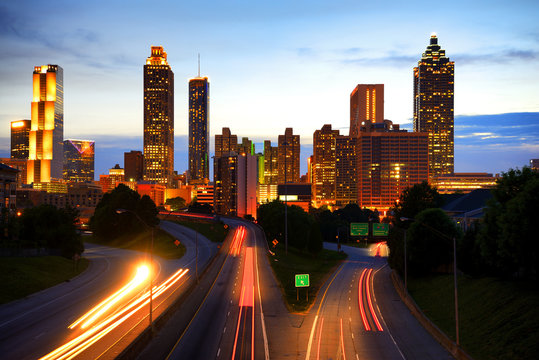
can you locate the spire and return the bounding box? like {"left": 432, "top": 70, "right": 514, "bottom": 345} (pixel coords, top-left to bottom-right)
{"left": 198, "top": 53, "right": 200, "bottom": 77}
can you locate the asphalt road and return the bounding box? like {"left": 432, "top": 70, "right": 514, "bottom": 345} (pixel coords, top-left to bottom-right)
{"left": 166, "top": 219, "right": 270, "bottom": 360}
{"left": 0, "top": 221, "right": 216, "bottom": 360}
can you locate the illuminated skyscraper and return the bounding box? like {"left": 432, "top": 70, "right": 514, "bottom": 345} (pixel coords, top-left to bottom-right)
{"left": 143, "top": 46, "right": 174, "bottom": 187}
{"left": 10, "top": 119, "right": 31, "bottom": 159}
{"left": 278, "top": 128, "right": 300, "bottom": 184}
{"left": 350, "top": 84, "right": 384, "bottom": 137}
{"left": 27, "top": 65, "right": 64, "bottom": 183}
{"left": 414, "top": 34, "right": 454, "bottom": 177}
{"left": 312, "top": 124, "right": 339, "bottom": 207}
{"left": 189, "top": 76, "right": 209, "bottom": 182}
{"left": 63, "top": 139, "right": 95, "bottom": 182}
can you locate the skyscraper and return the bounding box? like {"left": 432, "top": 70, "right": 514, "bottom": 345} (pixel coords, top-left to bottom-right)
{"left": 27, "top": 65, "right": 64, "bottom": 183}
{"left": 350, "top": 84, "right": 384, "bottom": 137}
{"left": 189, "top": 75, "right": 209, "bottom": 182}
{"left": 413, "top": 34, "right": 455, "bottom": 177}
{"left": 11, "top": 120, "right": 31, "bottom": 159}
{"left": 143, "top": 46, "right": 174, "bottom": 187}
{"left": 278, "top": 128, "right": 300, "bottom": 184}
{"left": 63, "top": 139, "right": 95, "bottom": 182}
{"left": 312, "top": 124, "right": 339, "bottom": 208}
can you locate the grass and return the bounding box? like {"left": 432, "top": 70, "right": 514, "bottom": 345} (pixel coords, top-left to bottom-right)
{"left": 268, "top": 246, "right": 347, "bottom": 313}
{"left": 0, "top": 256, "right": 89, "bottom": 304}
{"left": 88, "top": 228, "right": 186, "bottom": 259}
{"left": 171, "top": 219, "right": 229, "bottom": 243}
{"left": 408, "top": 274, "right": 539, "bottom": 360}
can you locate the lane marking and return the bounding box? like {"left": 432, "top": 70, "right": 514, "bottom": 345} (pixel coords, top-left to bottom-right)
{"left": 316, "top": 317, "right": 324, "bottom": 360}
{"left": 305, "top": 262, "right": 346, "bottom": 360}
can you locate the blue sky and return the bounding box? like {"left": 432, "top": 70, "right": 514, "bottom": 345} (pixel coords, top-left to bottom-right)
{"left": 1, "top": 0, "right": 538, "bottom": 177}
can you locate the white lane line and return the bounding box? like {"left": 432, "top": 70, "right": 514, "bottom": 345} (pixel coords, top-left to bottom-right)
{"left": 305, "top": 315, "right": 319, "bottom": 360}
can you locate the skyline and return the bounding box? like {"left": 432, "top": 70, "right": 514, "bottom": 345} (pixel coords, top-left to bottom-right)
{"left": 1, "top": 1, "right": 538, "bottom": 178}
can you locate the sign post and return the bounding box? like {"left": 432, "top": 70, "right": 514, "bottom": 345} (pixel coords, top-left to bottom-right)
{"left": 373, "top": 223, "right": 389, "bottom": 237}
{"left": 295, "top": 274, "right": 310, "bottom": 301}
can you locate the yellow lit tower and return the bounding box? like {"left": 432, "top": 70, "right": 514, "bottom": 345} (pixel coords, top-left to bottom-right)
{"left": 413, "top": 33, "right": 455, "bottom": 177}
{"left": 27, "top": 65, "right": 64, "bottom": 183}
{"left": 312, "top": 124, "right": 339, "bottom": 208}
{"left": 144, "top": 46, "right": 174, "bottom": 187}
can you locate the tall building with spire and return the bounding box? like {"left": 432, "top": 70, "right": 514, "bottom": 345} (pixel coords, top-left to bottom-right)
{"left": 27, "top": 65, "right": 64, "bottom": 183}
{"left": 350, "top": 84, "right": 384, "bottom": 137}
{"left": 413, "top": 34, "right": 455, "bottom": 177}
{"left": 143, "top": 46, "right": 174, "bottom": 187}
{"left": 188, "top": 65, "right": 209, "bottom": 182}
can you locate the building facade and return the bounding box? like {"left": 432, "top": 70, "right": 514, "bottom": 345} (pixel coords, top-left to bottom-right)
{"left": 312, "top": 124, "right": 339, "bottom": 208}
{"left": 215, "top": 127, "right": 238, "bottom": 158}
{"left": 11, "top": 120, "right": 31, "bottom": 159}
{"left": 278, "top": 128, "right": 300, "bottom": 184}
{"left": 27, "top": 65, "right": 64, "bottom": 183}
{"left": 63, "top": 139, "right": 95, "bottom": 182}
{"left": 124, "top": 150, "right": 144, "bottom": 182}
{"left": 214, "top": 154, "right": 257, "bottom": 218}
{"left": 350, "top": 84, "right": 384, "bottom": 137}
{"left": 143, "top": 46, "right": 174, "bottom": 187}
{"left": 357, "top": 120, "right": 429, "bottom": 216}
{"left": 189, "top": 76, "right": 210, "bottom": 182}
{"left": 413, "top": 34, "right": 455, "bottom": 178}
{"left": 432, "top": 173, "right": 497, "bottom": 194}
{"left": 263, "top": 140, "right": 279, "bottom": 185}
{"left": 335, "top": 135, "right": 358, "bottom": 206}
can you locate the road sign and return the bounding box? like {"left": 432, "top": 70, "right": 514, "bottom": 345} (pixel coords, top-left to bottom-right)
{"left": 295, "top": 274, "right": 310, "bottom": 287}
{"left": 373, "top": 223, "right": 389, "bottom": 236}
{"left": 350, "top": 223, "right": 369, "bottom": 236}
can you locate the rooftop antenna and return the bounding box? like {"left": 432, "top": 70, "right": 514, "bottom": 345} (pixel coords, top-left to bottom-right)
{"left": 197, "top": 53, "right": 200, "bottom": 77}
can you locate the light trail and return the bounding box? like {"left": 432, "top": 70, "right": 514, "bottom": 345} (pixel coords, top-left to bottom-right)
{"left": 69, "top": 264, "right": 149, "bottom": 329}
{"left": 366, "top": 268, "right": 383, "bottom": 331}
{"left": 232, "top": 247, "right": 255, "bottom": 360}
{"left": 316, "top": 317, "right": 324, "bottom": 360}
{"left": 340, "top": 317, "right": 347, "bottom": 360}
{"left": 40, "top": 268, "right": 189, "bottom": 360}
{"left": 230, "top": 226, "right": 246, "bottom": 257}
{"left": 358, "top": 269, "right": 371, "bottom": 331}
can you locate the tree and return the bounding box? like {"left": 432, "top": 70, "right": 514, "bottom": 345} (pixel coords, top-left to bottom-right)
{"left": 165, "top": 196, "right": 186, "bottom": 211}
{"left": 477, "top": 167, "right": 539, "bottom": 279}
{"left": 188, "top": 200, "right": 214, "bottom": 214}
{"left": 90, "top": 184, "right": 158, "bottom": 241}
{"left": 390, "top": 181, "right": 441, "bottom": 226}
{"left": 307, "top": 221, "right": 324, "bottom": 255}
{"left": 257, "top": 200, "right": 313, "bottom": 251}
{"left": 407, "top": 208, "right": 460, "bottom": 275}
{"left": 19, "top": 204, "right": 83, "bottom": 258}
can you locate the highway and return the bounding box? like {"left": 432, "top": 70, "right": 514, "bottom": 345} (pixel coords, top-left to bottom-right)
{"left": 0, "top": 220, "right": 215, "bottom": 360}
{"left": 166, "top": 220, "right": 269, "bottom": 360}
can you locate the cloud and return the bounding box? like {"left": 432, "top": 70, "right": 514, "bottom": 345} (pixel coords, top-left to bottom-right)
{"left": 454, "top": 49, "right": 539, "bottom": 65}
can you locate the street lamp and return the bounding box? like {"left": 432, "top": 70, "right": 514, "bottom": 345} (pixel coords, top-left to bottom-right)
{"left": 115, "top": 208, "right": 155, "bottom": 334}
{"left": 400, "top": 216, "right": 460, "bottom": 346}
{"left": 399, "top": 217, "right": 410, "bottom": 293}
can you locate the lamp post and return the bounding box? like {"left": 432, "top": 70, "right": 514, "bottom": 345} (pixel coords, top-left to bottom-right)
{"left": 399, "top": 217, "right": 409, "bottom": 294}
{"left": 115, "top": 208, "right": 155, "bottom": 334}
{"left": 400, "top": 216, "right": 459, "bottom": 346}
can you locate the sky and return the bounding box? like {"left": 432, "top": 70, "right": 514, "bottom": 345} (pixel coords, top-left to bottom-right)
{"left": 1, "top": 0, "right": 538, "bottom": 178}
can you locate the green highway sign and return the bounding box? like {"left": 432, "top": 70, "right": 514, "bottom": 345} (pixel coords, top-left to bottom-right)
{"left": 373, "top": 223, "right": 389, "bottom": 236}
{"left": 295, "top": 274, "right": 310, "bottom": 287}
{"left": 350, "top": 223, "right": 369, "bottom": 236}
